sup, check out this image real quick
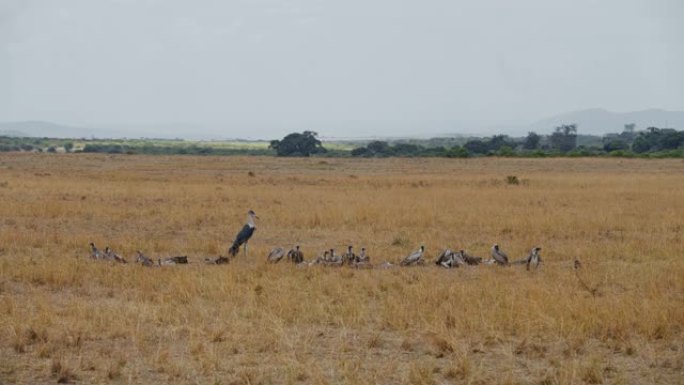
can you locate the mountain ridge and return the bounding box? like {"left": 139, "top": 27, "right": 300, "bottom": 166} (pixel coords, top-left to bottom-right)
{"left": 2, "top": 109, "right": 682, "bottom": 140}
{"left": 529, "top": 108, "right": 684, "bottom": 135}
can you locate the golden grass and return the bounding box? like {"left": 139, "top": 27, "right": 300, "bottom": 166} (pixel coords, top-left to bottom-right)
{"left": 0, "top": 154, "right": 683, "bottom": 384}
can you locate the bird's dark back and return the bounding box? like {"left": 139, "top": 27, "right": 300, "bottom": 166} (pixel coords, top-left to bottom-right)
{"left": 234, "top": 224, "right": 255, "bottom": 245}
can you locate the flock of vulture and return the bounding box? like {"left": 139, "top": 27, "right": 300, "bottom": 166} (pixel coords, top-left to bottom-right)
{"left": 252, "top": 209, "right": 543, "bottom": 270}
{"left": 88, "top": 210, "right": 544, "bottom": 271}
{"left": 266, "top": 243, "right": 543, "bottom": 270}
{"left": 87, "top": 241, "right": 542, "bottom": 271}
{"left": 88, "top": 243, "right": 193, "bottom": 266}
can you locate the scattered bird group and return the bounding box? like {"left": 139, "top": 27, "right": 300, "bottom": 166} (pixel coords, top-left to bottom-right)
{"left": 88, "top": 210, "right": 545, "bottom": 271}
{"left": 267, "top": 245, "right": 304, "bottom": 264}
{"left": 264, "top": 243, "right": 542, "bottom": 271}
{"left": 89, "top": 243, "right": 127, "bottom": 264}
{"left": 90, "top": 243, "right": 190, "bottom": 267}
{"left": 434, "top": 248, "right": 482, "bottom": 268}
{"left": 268, "top": 245, "right": 373, "bottom": 268}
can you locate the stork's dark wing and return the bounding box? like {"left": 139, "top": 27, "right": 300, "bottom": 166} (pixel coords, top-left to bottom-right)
{"left": 228, "top": 225, "right": 256, "bottom": 256}
{"left": 233, "top": 225, "right": 255, "bottom": 246}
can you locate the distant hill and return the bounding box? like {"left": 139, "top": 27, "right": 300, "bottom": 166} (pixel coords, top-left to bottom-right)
{"left": 0, "top": 121, "right": 215, "bottom": 140}
{"left": 2, "top": 109, "right": 683, "bottom": 140}
{"left": 0, "top": 128, "right": 29, "bottom": 137}
{"left": 0, "top": 121, "right": 96, "bottom": 138}
{"left": 528, "top": 108, "right": 684, "bottom": 135}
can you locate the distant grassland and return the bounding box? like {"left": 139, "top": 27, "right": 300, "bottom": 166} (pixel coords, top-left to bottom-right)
{"left": 74, "top": 139, "right": 356, "bottom": 155}
{"left": 76, "top": 138, "right": 272, "bottom": 152}
{"left": 75, "top": 139, "right": 357, "bottom": 151}
{"left": 0, "top": 154, "right": 683, "bottom": 385}
{"left": 2, "top": 134, "right": 682, "bottom": 158}
{"left": 0, "top": 136, "right": 359, "bottom": 154}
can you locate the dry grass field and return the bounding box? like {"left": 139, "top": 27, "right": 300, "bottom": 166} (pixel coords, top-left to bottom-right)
{"left": 0, "top": 154, "right": 683, "bottom": 385}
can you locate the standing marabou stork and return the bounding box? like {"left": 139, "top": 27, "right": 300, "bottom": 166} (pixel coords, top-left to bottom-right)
{"left": 228, "top": 210, "right": 259, "bottom": 257}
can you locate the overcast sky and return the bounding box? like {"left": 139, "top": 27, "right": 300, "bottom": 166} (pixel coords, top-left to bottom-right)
{"left": 1, "top": 0, "right": 682, "bottom": 138}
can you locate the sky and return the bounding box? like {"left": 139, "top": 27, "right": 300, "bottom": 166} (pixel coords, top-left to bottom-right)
{"left": 1, "top": 0, "right": 683, "bottom": 139}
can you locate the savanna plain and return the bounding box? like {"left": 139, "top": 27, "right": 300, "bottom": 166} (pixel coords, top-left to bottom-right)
{"left": 0, "top": 154, "right": 682, "bottom": 385}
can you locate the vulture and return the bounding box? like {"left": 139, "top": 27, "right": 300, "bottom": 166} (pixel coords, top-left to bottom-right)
{"left": 526, "top": 247, "right": 542, "bottom": 271}
{"left": 342, "top": 245, "right": 356, "bottom": 265}
{"left": 287, "top": 245, "right": 304, "bottom": 264}
{"left": 104, "top": 246, "right": 127, "bottom": 264}
{"left": 135, "top": 250, "right": 155, "bottom": 267}
{"left": 267, "top": 247, "right": 286, "bottom": 263}
{"left": 89, "top": 242, "right": 102, "bottom": 259}
{"left": 400, "top": 245, "right": 425, "bottom": 266}
{"left": 490, "top": 244, "right": 509, "bottom": 266}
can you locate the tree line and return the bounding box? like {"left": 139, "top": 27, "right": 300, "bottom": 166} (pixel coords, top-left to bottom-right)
{"left": 347, "top": 124, "right": 683, "bottom": 158}
{"left": 80, "top": 143, "right": 270, "bottom": 156}
{"left": 1, "top": 124, "right": 682, "bottom": 157}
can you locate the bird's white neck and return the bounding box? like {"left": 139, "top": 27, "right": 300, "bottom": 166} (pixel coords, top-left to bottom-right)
{"left": 247, "top": 215, "right": 256, "bottom": 228}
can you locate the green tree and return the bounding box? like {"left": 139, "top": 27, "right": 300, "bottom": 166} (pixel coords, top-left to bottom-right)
{"left": 619, "top": 123, "right": 637, "bottom": 144}
{"left": 523, "top": 132, "right": 541, "bottom": 150}
{"left": 487, "top": 135, "right": 510, "bottom": 152}
{"left": 269, "top": 131, "right": 326, "bottom": 157}
{"left": 392, "top": 143, "right": 420, "bottom": 156}
{"left": 63, "top": 142, "right": 74, "bottom": 153}
{"left": 550, "top": 124, "right": 577, "bottom": 152}
{"left": 659, "top": 129, "right": 684, "bottom": 150}
{"left": 631, "top": 127, "right": 684, "bottom": 153}
{"left": 632, "top": 136, "right": 651, "bottom": 153}
{"left": 366, "top": 141, "right": 392, "bottom": 155}
{"left": 464, "top": 139, "right": 487, "bottom": 154}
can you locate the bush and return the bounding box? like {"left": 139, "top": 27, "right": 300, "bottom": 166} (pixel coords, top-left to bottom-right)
{"left": 497, "top": 146, "right": 516, "bottom": 157}
{"left": 445, "top": 146, "right": 469, "bottom": 158}
{"left": 350, "top": 147, "right": 369, "bottom": 157}
{"left": 609, "top": 150, "right": 634, "bottom": 158}
{"left": 603, "top": 140, "right": 629, "bottom": 152}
